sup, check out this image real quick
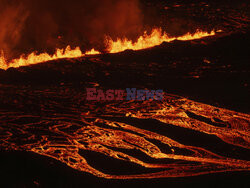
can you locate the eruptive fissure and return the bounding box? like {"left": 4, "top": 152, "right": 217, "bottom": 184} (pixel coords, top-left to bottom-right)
{"left": 0, "top": 28, "right": 215, "bottom": 70}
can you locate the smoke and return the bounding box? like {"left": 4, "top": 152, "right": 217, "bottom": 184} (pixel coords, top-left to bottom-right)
{"left": 0, "top": 0, "right": 29, "bottom": 59}
{"left": 0, "top": 0, "right": 143, "bottom": 59}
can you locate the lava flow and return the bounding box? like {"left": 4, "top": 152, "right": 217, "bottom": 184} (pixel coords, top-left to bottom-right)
{"left": 0, "top": 87, "right": 249, "bottom": 179}
{"left": 0, "top": 28, "right": 215, "bottom": 70}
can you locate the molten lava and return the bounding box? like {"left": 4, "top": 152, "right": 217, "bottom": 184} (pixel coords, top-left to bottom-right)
{"left": 107, "top": 29, "right": 215, "bottom": 53}
{"left": 0, "top": 28, "right": 215, "bottom": 70}
{"left": 85, "top": 48, "right": 101, "bottom": 55}
{"left": 0, "top": 88, "right": 249, "bottom": 179}
{"left": 0, "top": 46, "right": 100, "bottom": 70}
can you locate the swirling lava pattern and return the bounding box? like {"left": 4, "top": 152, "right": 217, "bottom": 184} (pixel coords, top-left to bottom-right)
{"left": 0, "top": 85, "right": 249, "bottom": 179}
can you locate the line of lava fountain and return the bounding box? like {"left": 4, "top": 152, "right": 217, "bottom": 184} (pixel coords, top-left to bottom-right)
{"left": 0, "top": 28, "right": 215, "bottom": 70}
{"left": 0, "top": 47, "right": 100, "bottom": 70}
{"left": 107, "top": 28, "right": 215, "bottom": 53}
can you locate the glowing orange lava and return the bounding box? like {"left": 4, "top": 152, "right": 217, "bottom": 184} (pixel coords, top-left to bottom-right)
{"left": 0, "top": 89, "right": 249, "bottom": 179}
{"left": 0, "top": 28, "right": 215, "bottom": 70}
{"left": 0, "top": 46, "right": 90, "bottom": 70}
{"left": 85, "top": 48, "right": 101, "bottom": 55}
{"left": 107, "top": 28, "right": 216, "bottom": 53}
